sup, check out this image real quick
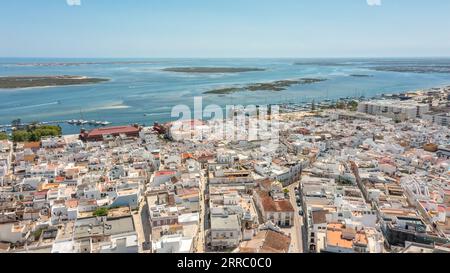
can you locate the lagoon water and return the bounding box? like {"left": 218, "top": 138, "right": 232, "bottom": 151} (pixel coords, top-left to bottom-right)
{"left": 1, "top": 58, "right": 450, "bottom": 134}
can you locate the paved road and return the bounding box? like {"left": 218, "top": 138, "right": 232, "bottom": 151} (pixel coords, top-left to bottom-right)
{"left": 286, "top": 183, "right": 304, "bottom": 253}
{"left": 195, "top": 170, "right": 207, "bottom": 253}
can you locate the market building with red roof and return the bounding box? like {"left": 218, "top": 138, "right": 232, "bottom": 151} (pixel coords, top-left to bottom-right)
{"left": 80, "top": 125, "right": 141, "bottom": 141}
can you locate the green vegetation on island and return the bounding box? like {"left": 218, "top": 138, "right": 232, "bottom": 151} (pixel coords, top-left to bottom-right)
{"left": 294, "top": 62, "right": 351, "bottom": 66}
{"left": 371, "top": 66, "right": 450, "bottom": 74}
{"left": 12, "top": 124, "right": 62, "bottom": 142}
{"left": 350, "top": 74, "right": 373, "bottom": 77}
{"left": 247, "top": 80, "right": 308, "bottom": 92}
{"left": 204, "top": 78, "right": 327, "bottom": 94}
{"left": 203, "top": 87, "right": 242, "bottom": 95}
{"left": 162, "top": 67, "right": 265, "bottom": 73}
{"left": 0, "top": 76, "right": 109, "bottom": 89}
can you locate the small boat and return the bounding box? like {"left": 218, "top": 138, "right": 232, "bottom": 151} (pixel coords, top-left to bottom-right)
{"left": 75, "top": 120, "right": 88, "bottom": 125}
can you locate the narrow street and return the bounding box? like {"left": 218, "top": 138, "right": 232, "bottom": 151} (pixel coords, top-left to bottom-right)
{"left": 194, "top": 170, "right": 207, "bottom": 253}
{"left": 132, "top": 199, "right": 152, "bottom": 253}
{"left": 286, "top": 182, "right": 304, "bottom": 253}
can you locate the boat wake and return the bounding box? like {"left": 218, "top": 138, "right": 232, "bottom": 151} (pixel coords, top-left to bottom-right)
{"left": 144, "top": 112, "right": 172, "bottom": 117}
{"left": 9, "top": 101, "right": 60, "bottom": 110}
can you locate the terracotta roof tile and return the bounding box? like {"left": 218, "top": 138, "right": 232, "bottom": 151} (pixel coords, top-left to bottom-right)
{"left": 257, "top": 190, "right": 294, "bottom": 213}
{"left": 261, "top": 230, "right": 291, "bottom": 253}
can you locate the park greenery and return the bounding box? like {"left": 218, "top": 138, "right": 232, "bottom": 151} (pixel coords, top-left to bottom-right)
{"left": 320, "top": 100, "right": 359, "bottom": 111}
{"left": 0, "top": 133, "right": 8, "bottom": 140}
{"left": 11, "top": 125, "right": 62, "bottom": 142}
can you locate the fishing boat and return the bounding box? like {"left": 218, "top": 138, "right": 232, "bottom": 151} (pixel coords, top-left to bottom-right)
{"left": 100, "top": 121, "right": 111, "bottom": 126}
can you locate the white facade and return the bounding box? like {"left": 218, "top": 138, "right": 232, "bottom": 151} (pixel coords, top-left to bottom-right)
{"left": 423, "top": 112, "right": 450, "bottom": 127}
{"left": 0, "top": 222, "right": 29, "bottom": 244}
{"left": 51, "top": 204, "right": 78, "bottom": 224}
{"left": 152, "top": 234, "right": 193, "bottom": 253}
{"left": 210, "top": 215, "right": 242, "bottom": 249}
{"left": 100, "top": 234, "right": 139, "bottom": 253}
{"left": 358, "top": 100, "right": 429, "bottom": 120}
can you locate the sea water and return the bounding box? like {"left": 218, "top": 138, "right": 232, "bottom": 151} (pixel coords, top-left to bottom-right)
{"left": 1, "top": 58, "right": 450, "bottom": 134}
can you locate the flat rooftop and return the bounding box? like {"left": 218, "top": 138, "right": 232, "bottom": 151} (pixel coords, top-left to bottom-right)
{"left": 211, "top": 214, "right": 240, "bottom": 230}
{"left": 74, "top": 216, "right": 135, "bottom": 239}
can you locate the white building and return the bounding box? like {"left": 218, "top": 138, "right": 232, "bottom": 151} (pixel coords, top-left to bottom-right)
{"left": 99, "top": 233, "right": 139, "bottom": 253}
{"left": 210, "top": 214, "right": 242, "bottom": 250}
{"left": 423, "top": 111, "right": 450, "bottom": 127}
{"left": 358, "top": 100, "right": 430, "bottom": 121}
{"left": 152, "top": 234, "right": 193, "bottom": 253}
{"left": 0, "top": 222, "right": 30, "bottom": 244}
{"left": 51, "top": 204, "right": 78, "bottom": 224}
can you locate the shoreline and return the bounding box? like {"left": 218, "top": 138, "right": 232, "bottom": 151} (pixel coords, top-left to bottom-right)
{"left": 0, "top": 76, "right": 110, "bottom": 90}
{"left": 0, "top": 80, "right": 111, "bottom": 91}
{"left": 203, "top": 78, "right": 327, "bottom": 94}
{"left": 1, "top": 83, "right": 449, "bottom": 135}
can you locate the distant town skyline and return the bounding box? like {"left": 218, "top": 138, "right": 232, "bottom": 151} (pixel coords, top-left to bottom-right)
{"left": 1, "top": 0, "right": 450, "bottom": 58}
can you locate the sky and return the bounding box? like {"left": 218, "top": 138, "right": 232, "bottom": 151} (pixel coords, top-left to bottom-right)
{"left": 1, "top": 0, "right": 450, "bottom": 58}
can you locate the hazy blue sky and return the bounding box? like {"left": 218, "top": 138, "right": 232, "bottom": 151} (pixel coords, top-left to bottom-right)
{"left": 1, "top": 0, "right": 450, "bottom": 58}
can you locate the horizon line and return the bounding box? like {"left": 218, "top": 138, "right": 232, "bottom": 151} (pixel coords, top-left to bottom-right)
{"left": 2, "top": 56, "right": 450, "bottom": 60}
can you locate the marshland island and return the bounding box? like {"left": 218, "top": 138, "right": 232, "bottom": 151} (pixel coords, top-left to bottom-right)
{"left": 162, "top": 67, "right": 265, "bottom": 73}
{"left": 350, "top": 74, "right": 374, "bottom": 77}
{"left": 0, "top": 76, "right": 109, "bottom": 89}
{"left": 203, "top": 78, "right": 326, "bottom": 94}
{"left": 372, "top": 66, "right": 450, "bottom": 74}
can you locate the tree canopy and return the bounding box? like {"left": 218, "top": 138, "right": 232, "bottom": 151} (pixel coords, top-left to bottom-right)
{"left": 93, "top": 207, "right": 109, "bottom": 217}
{"left": 12, "top": 125, "right": 62, "bottom": 142}
{"left": 0, "top": 133, "right": 8, "bottom": 140}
